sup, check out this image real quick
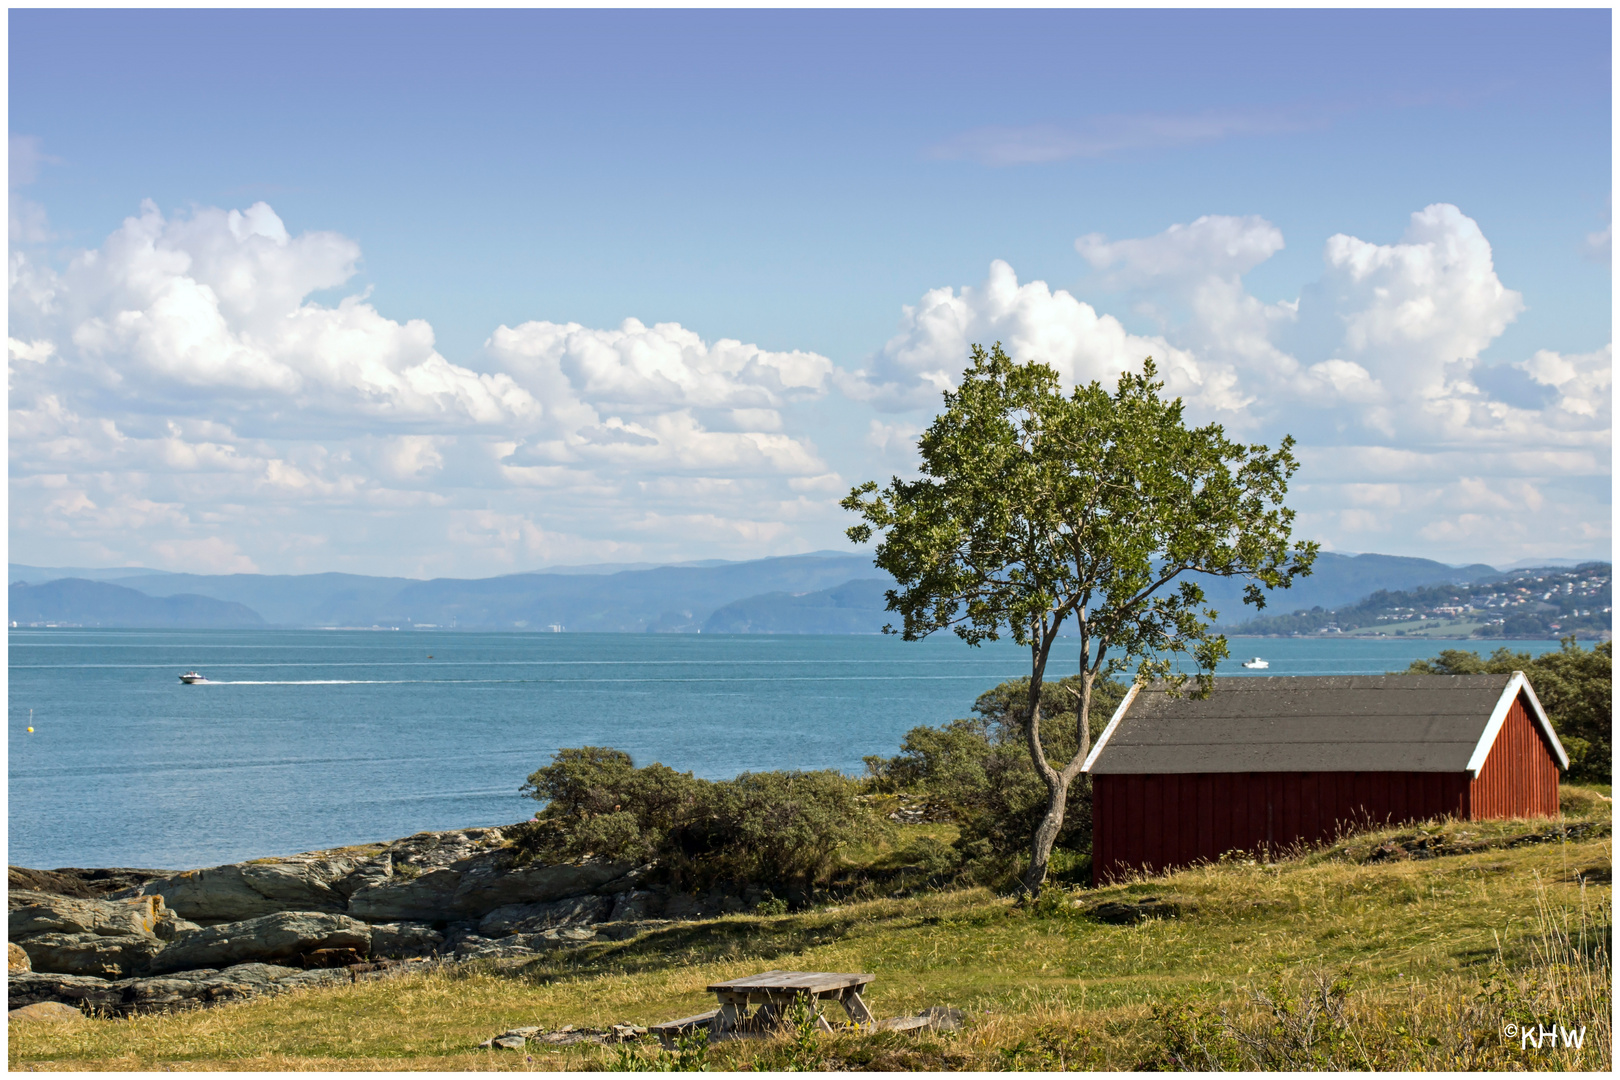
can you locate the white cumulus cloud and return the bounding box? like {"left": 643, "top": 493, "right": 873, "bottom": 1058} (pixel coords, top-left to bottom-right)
{"left": 1066, "top": 204, "right": 1608, "bottom": 565}
{"left": 9, "top": 199, "right": 851, "bottom": 573}
{"left": 841, "top": 259, "right": 1201, "bottom": 411}
{"left": 13, "top": 200, "right": 538, "bottom": 426}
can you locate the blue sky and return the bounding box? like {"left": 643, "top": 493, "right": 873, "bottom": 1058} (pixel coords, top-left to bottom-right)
{"left": 9, "top": 9, "right": 1612, "bottom": 577}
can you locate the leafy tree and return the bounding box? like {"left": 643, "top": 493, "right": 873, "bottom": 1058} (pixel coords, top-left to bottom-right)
{"left": 843, "top": 345, "right": 1317, "bottom": 892}
{"left": 1405, "top": 638, "right": 1612, "bottom": 782}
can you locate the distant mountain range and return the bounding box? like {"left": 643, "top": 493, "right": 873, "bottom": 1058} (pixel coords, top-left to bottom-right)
{"left": 4, "top": 550, "right": 1587, "bottom": 635}
{"left": 9, "top": 578, "right": 265, "bottom": 629}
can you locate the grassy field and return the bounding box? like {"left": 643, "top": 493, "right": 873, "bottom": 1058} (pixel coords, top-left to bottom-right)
{"left": 9, "top": 791, "right": 1610, "bottom": 1072}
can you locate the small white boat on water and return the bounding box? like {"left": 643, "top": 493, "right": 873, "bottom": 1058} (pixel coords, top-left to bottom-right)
{"left": 1241, "top": 657, "right": 1270, "bottom": 670}
{"left": 179, "top": 671, "right": 208, "bottom": 684}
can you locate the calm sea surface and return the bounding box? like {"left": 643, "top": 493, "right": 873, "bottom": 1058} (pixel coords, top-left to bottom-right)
{"left": 7, "top": 629, "right": 1564, "bottom": 870}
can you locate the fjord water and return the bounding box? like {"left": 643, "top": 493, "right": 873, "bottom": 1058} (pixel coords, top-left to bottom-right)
{"left": 8, "top": 629, "right": 1564, "bottom": 871}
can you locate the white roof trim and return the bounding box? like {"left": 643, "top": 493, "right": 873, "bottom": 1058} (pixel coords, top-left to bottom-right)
{"left": 1464, "top": 671, "right": 1569, "bottom": 776}
{"left": 1081, "top": 682, "right": 1140, "bottom": 773}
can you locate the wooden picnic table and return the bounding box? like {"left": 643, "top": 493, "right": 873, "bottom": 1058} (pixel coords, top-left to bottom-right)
{"left": 651, "top": 970, "right": 877, "bottom": 1046}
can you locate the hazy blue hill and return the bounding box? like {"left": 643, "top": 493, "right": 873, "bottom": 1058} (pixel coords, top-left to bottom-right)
{"left": 111, "top": 572, "right": 419, "bottom": 626}
{"left": 4, "top": 550, "right": 1521, "bottom": 632}
{"left": 703, "top": 578, "right": 892, "bottom": 633}
{"left": 701, "top": 553, "right": 1502, "bottom": 635}
{"left": 104, "top": 553, "right": 881, "bottom": 630}
{"left": 374, "top": 553, "right": 884, "bottom": 631}
{"left": 1200, "top": 552, "right": 1500, "bottom": 625}
{"left": 8, "top": 579, "right": 265, "bottom": 628}
{"left": 9, "top": 564, "right": 173, "bottom": 584}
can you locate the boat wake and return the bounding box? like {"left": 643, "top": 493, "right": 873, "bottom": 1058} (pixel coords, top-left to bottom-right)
{"left": 198, "top": 679, "right": 423, "bottom": 685}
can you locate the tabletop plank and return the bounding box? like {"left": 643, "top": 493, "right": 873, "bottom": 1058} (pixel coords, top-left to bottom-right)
{"left": 708, "top": 971, "right": 875, "bottom": 995}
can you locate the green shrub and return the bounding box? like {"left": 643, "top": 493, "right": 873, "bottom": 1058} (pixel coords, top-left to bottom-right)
{"left": 863, "top": 674, "right": 1126, "bottom": 885}
{"left": 516, "top": 747, "right": 880, "bottom": 889}
{"left": 515, "top": 747, "right": 706, "bottom": 866}
{"left": 687, "top": 769, "right": 876, "bottom": 885}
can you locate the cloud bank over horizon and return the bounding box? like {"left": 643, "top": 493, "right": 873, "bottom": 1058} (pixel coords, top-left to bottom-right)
{"left": 9, "top": 196, "right": 1610, "bottom": 577}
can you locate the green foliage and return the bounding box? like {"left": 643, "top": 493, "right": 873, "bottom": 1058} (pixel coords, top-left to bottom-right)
{"left": 1405, "top": 638, "right": 1612, "bottom": 782}
{"left": 1023, "top": 883, "right": 1078, "bottom": 919}
{"left": 844, "top": 344, "right": 1315, "bottom": 890}
{"left": 863, "top": 673, "right": 1127, "bottom": 883}
{"left": 517, "top": 747, "right": 706, "bottom": 866}
{"left": 784, "top": 994, "right": 823, "bottom": 1071}
{"left": 517, "top": 747, "right": 880, "bottom": 888}
{"left": 697, "top": 770, "right": 875, "bottom": 885}
{"left": 609, "top": 1028, "right": 711, "bottom": 1072}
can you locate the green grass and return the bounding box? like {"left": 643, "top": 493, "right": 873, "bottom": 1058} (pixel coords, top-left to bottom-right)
{"left": 9, "top": 793, "right": 1610, "bottom": 1071}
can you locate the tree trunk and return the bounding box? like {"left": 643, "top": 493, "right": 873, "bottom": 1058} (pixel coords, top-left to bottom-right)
{"left": 1022, "top": 657, "right": 1099, "bottom": 895}
{"left": 1023, "top": 775, "right": 1070, "bottom": 894}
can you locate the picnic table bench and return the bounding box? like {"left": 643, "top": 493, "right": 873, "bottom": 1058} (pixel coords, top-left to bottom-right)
{"left": 650, "top": 970, "right": 876, "bottom": 1047}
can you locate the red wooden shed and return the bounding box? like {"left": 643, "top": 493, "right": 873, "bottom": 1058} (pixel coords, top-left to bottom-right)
{"left": 1083, "top": 674, "right": 1568, "bottom": 884}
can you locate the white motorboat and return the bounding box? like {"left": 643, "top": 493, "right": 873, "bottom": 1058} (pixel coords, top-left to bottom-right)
{"left": 179, "top": 671, "right": 208, "bottom": 684}
{"left": 1241, "top": 657, "right": 1269, "bottom": 670}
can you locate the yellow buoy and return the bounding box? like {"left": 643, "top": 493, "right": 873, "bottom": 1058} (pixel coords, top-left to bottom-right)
{"left": 27, "top": 727, "right": 34, "bottom": 733}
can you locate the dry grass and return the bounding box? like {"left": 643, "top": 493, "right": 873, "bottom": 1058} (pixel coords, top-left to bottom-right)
{"left": 9, "top": 796, "right": 1609, "bottom": 1071}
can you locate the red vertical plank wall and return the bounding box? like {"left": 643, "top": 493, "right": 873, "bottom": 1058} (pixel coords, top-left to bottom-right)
{"left": 1093, "top": 769, "right": 1479, "bottom": 883}
{"left": 1470, "top": 695, "right": 1561, "bottom": 818}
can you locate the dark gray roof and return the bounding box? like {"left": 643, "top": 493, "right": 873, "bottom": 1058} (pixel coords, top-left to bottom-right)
{"left": 1084, "top": 675, "right": 1531, "bottom": 775}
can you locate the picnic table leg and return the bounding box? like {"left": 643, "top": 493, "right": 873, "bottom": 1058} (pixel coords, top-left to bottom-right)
{"left": 839, "top": 988, "right": 876, "bottom": 1027}
{"left": 717, "top": 1000, "right": 742, "bottom": 1034}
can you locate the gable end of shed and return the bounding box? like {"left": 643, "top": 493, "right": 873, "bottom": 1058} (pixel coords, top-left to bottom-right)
{"left": 1463, "top": 672, "right": 1569, "bottom": 777}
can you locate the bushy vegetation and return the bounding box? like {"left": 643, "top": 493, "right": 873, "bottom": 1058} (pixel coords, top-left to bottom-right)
{"left": 863, "top": 674, "right": 1127, "bottom": 886}
{"left": 1406, "top": 637, "right": 1612, "bottom": 782}
{"left": 512, "top": 747, "right": 880, "bottom": 889}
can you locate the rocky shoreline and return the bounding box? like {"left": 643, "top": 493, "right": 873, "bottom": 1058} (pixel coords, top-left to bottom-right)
{"left": 9, "top": 823, "right": 771, "bottom": 1018}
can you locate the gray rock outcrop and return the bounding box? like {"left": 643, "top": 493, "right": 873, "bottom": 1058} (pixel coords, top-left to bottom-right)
{"left": 453, "top": 926, "right": 597, "bottom": 960}
{"left": 445, "top": 856, "right": 636, "bottom": 916}
{"left": 123, "top": 857, "right": 362, "bottom": 924}
{"left": 10, "top": 892, "right": 170, "bottom": 978}
{"left": 8, "top": 962, "right": 363, "bottom": 1017}
{"left": 368, "top": 922, "right": 444, "bottom": 959}
{"left": 9, "top": 891, "right": 164, "bottom": 939}
{"left": 8, "top": 971, "right": 127, "bottom": 1014}
{"left": 608, "top": 890, "right": 663, "bottom": 922}
{"left": 11, "top": 933, "right": 165, "bottom": 979}
{"left": 7, "top": 821, "right": 760, "bottom": 1018}
{"left": 476, "top": 894, "right": 613, "bottom": 937}
{"left": 345, "top": 853, "right": 634, "bottom": 922}
{"left": 8, "top": 1000, "right": 86, "bottom": 1022}
{"left": 8, "top": 866, "right": 171, "bottom": 899}
{"left": 148, "top": 912, "right": 372, "bottom": 975}
{"left": 345, "top": 867, "right": 461, "bottom": 922}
